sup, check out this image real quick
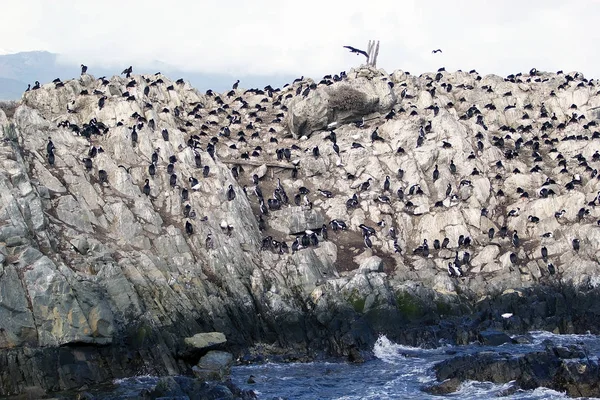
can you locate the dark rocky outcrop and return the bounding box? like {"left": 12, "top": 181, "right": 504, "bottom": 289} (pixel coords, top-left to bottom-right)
{"left": 426, "top": 345, "right": 600, "bottom": 397}
{"left": 2, "top": 65, "right": 600, "bottom": 396}
{"left": 143, "top": 376, "right": 256, "bottom": 400}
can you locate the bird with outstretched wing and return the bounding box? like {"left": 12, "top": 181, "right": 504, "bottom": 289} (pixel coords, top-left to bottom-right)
{"left": 343, "top": 46, "right": 369, "bottom": 59}
{"left": 432, "top": 49, "right": 442, "bottom": 54}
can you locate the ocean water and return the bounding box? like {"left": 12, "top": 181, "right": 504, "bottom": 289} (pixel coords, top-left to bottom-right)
{"left": 94, "top": 331, "right": 600, "bottom": 399}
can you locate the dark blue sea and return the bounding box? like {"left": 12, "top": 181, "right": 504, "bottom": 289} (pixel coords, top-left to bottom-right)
{"left": 93, "top": 332, "right": 600, "bottom": 399}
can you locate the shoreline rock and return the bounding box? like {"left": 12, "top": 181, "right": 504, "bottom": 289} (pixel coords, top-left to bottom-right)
{"left": 426, "top": 345, "right": 600, "bottom": 397}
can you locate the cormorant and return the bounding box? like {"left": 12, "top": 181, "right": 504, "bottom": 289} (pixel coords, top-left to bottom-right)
{"left": 99, "top": 169, "right": 108, "bottom": 184}
{"left": 131, "top": 127, "right": 138, "bottom": 144}
{"left": 47, "top": 148, "right": 55, "bottom": 165}
{"left": 227, "top": 185, "right": 236, "bottom": 201}
{"left": 121, "top": 66, "right": 133, "bottom": 78}
{"left": 82, "top": 158, "right": 93, "bottom": 171}
{"left": 143, "top": 179, "right": 150, "bottom": 196}
{"left": 205, "top": 233, "right": 214, "bottom": 249}
{"left": 185, "top": 221, "right": 193, "bottom": 235}
{"left": 343, "top": 45, "right": 369, "bottom": 59}
{"left": 541, "top": 246, "right": 548, "bottom": 261}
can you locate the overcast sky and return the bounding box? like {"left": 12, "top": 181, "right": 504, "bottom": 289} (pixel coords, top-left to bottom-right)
{"left": 2, "top": 0, "right": 599, "bottom": 81}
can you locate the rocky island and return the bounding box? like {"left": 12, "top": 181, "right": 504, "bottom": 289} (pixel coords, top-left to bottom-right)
{"left": 1, "top": 63, "right": 600, "bottom": 397}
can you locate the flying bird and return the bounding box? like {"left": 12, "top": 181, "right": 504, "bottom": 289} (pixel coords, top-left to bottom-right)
{"left": 432, "top": 49, "right": 442, "bottom": 54}
{"left": 343, "top": 46, "right": 369, "bottom": 59}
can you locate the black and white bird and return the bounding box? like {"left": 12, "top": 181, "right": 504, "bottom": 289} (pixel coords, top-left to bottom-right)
{"left": 99, "top": 169, "right": 108, "bottom": 184}
{"left": 318, "top": 189, "right": 333, "bottom": 198}
{"left": 143, "top": 179, "right": 151, "bottom": 196}
{"left": 47, "top": 148, "right": 55, "bottom": 165}
{"left": 227, "top": 184, "right": 236, "bottom": 201}
{"left": 121, "top": 66, "right": 133, "bottom": 78}
{"left": 185, "top": 221, "right": 194, "bottom": 235}
{"left": 383, "top": 176, "right": 391, "bottom": 192}
{"left": 448, "top": 262, "right": 462, "bottom": 277}
{"left": 321, "top": 224, "right": 328, "bottom": 241}
{"left": 205, "top": 233, "right": 214, "bottom": 249}
{"left": 364, "top": 234, "right": 373, "bottom": 249}
{"left": 541, "top": 246, "right": 548, "bottom": 261}
{"left": 292, "top": 237, "right": 300, "bottom": 253}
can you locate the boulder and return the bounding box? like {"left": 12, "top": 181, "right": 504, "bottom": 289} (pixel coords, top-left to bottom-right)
{"left": 287, "top": 70, "right": 396, "bottom": 138}
{"left": 180, "top": 332, "right": 227, "bottom": 359}
{"left": 358, "top": 256, "right": 383, "bottom": 274}
{"left": 192, "top": 350, "right": 234, "bottom": 382}
{"left": 477, "top": 329, "right": 513, "bottom": 346}
{"left": 269, "top": 207, "right": 324, "bottom": 234}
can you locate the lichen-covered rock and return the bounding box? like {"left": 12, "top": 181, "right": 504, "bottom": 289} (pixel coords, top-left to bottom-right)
{"left": 184, "top": 332, "right": 227, "bottom": 352}
{"left": 1, "top": 64, "right": 600, "bottom": 396}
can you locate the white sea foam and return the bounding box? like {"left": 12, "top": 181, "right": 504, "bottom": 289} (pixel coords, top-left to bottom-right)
{"left": 112, "top": 374, "right": 157, "bottom": 385}
{"left": 373, "top": 334, "right": 448, "bottom": 364}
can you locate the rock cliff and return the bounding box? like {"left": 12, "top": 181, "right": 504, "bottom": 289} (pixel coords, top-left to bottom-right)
{"left": 2, "top": 64, "right": 600, "bottom": 396}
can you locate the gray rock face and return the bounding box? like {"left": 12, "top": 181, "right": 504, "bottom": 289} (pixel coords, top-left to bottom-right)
{"left": 269, "top": 206, "right": 324, "bottom": 234}
{"left": 1, "top": 65, "right": 600, "bottom": 396}
{"left": 288, "top": 67, "right": 397, "bottom": 138}
{"left": 358, "top": 256, "right": 383, "bottom": 274}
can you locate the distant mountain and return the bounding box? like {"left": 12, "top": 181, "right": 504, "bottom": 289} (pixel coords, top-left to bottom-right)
{"left": 0, "top": 77, "right": 27, "bottom": 100}
{"left": 0, "top": 51, "right": 297, "bottom": 100}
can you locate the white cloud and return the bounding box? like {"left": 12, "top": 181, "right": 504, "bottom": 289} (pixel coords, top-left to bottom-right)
{"left": 2, "top": 0, "right": 600, "bottom": 80}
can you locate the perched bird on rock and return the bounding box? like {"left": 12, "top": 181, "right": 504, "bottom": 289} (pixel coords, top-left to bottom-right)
{"left": 205, "top": 233, "right": 214, "bottom": 249}
{"left": 121, "top": 66, "right": 133, "bottom": 78}
{"left": 227, "top": 184, "right": 236, "bottom": 201}
{"left": 143, "top": 179, "right": 150, "bottom": 196}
